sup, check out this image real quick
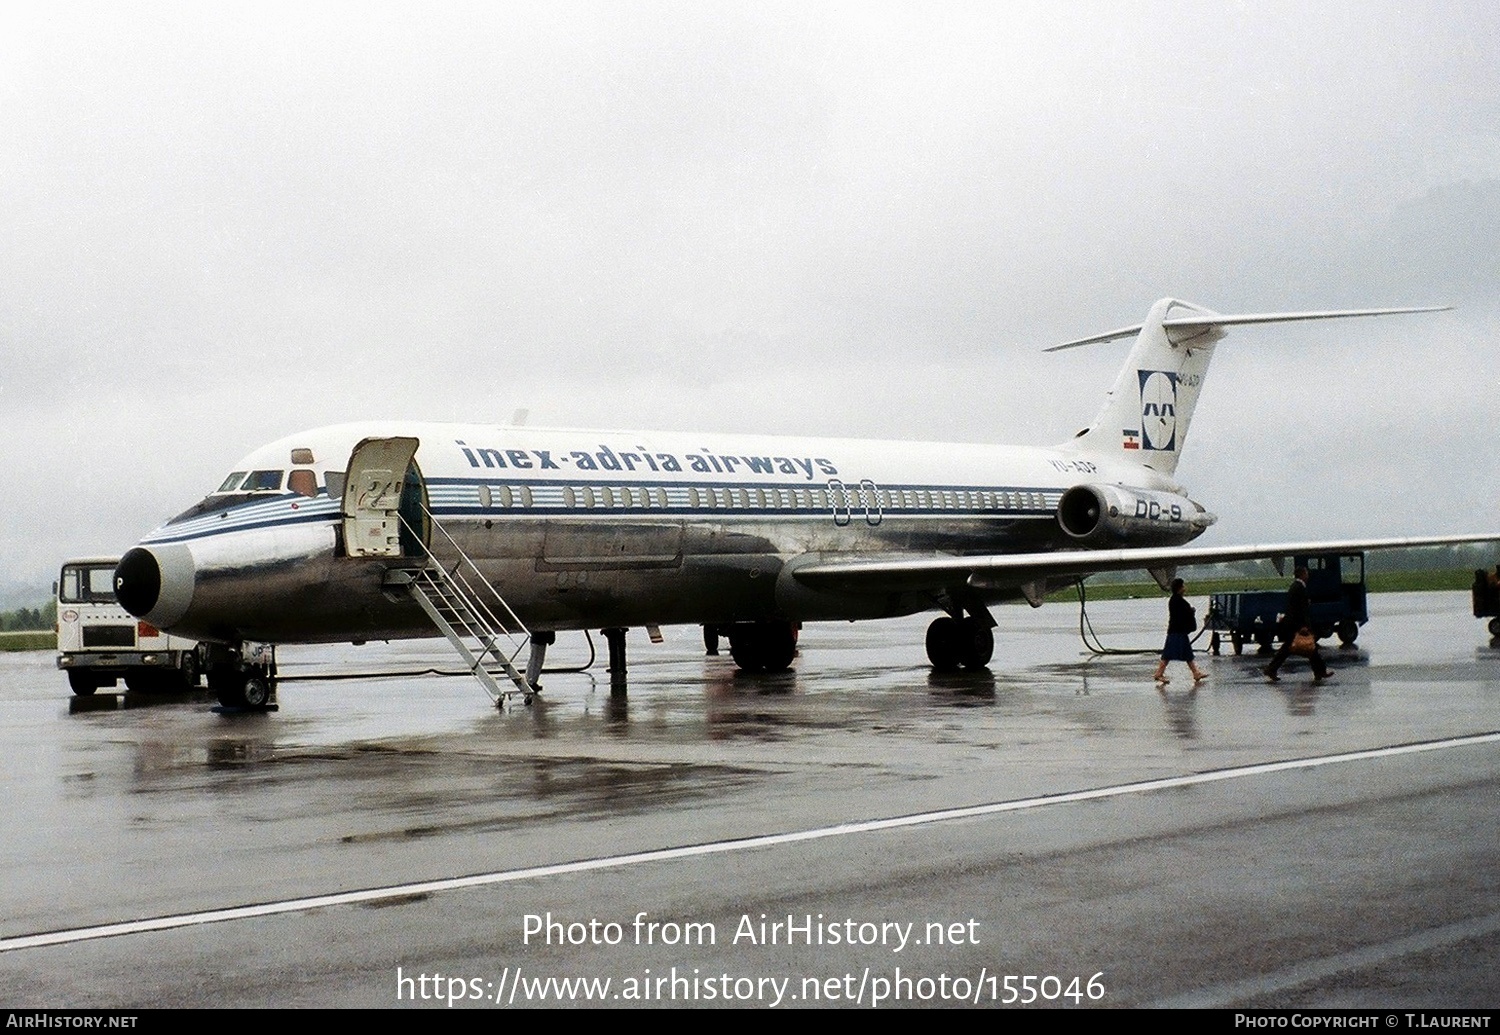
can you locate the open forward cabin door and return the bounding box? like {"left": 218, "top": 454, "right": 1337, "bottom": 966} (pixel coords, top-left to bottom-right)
{"left": 343, "top": 436, "right": 535, "bottom": 705}
{"left": 341, "top": 437, "right": 428, "bottom": 559}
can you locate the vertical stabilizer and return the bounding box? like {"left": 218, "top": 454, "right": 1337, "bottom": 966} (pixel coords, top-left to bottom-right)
{"left": 1064, "top": 298, "right": 1221, "bottom": 476}
{"left": 1050, "top": 299, "right": 1444, "bottom": 476}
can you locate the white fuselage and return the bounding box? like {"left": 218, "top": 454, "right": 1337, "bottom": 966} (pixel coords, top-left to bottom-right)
{"left": 124, "top": 421, "right": 1205, "bottom": 644}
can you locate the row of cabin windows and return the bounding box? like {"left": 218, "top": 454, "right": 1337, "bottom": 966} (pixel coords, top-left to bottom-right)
{"left": 471, "top": 484, "right": 1049, "bottom": 512}
{"left": 211, "top": 473, "right": 1048, "bottom": 514}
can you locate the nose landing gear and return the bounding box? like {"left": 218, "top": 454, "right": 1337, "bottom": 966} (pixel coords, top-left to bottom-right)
{"left": 205, "top": 642, "right": 278, "bottom": 711}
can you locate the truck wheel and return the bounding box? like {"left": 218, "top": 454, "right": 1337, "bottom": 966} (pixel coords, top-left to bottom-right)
{"left": 67, "top": 670, "right": 98, "bottom": 696}
{"left": 1337, "top": 620, "right": 1359, "bottom": 647}
{"left": 1230, "top": 631, "right": 1244, "bottom": 656}
{"left": 1489, "top": 617, "right": 1500, "bottom": 637}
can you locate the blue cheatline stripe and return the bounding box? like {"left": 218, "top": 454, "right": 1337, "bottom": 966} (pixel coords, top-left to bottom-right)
{"left": 141, "top": 509, "right": 340, "bottom": 546}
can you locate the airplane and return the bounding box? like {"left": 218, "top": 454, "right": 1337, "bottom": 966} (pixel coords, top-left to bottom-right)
{"left": 112, "top": 298, "right": 1497, "bottom": 710}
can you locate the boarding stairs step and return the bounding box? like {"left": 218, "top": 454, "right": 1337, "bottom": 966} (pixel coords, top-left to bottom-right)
{"left": 385, "top": 510, "right": 535, "bottom": 706}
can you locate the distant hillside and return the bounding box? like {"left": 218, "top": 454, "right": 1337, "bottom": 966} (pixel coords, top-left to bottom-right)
{"left": 2, "top": 600, "right": 56, "bottom": 631}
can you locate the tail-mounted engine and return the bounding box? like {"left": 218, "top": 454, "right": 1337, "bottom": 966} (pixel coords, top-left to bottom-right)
{"left": 1057, "top": 483, "right": 1216, "bottom": 547}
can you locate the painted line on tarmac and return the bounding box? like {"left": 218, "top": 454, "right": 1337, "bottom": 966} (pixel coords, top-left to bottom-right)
{"left": 3, "top": 730, "right": 1497, "bottom": 953}
{"left": 1149, "top": 909, "right": 1500, "bottom": 1008}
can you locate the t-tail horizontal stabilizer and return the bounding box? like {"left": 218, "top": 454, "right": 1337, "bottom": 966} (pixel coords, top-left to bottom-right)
{"left": 1055, "top": 299, "right": 1448, "bottom": 476}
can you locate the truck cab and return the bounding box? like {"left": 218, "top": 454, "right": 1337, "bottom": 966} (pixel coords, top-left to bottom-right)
{"left": 56, "top": 557, "right": 202, "bottom": 695}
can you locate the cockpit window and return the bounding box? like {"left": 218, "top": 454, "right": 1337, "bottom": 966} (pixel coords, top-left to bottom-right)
{"left": 287, "top": 470, "right": 317, "bottom": 498}
{"left": 217, "top": 472, "right": 247, "bottom": 493}
{"left": 244, "top": 470, "right": 284, "bottom": 492}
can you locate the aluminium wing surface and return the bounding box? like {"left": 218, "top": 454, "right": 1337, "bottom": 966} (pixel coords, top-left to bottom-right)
{"left": 790, "top": 534, "right": 1500, "bottom": 595}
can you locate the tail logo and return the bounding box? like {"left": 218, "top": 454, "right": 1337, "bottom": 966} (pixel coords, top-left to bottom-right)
{"left": 1137, "top": 370, "right": 1178, "bottom": 451}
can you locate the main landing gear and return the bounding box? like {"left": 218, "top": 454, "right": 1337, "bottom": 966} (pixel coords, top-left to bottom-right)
{"left": 205, "top": 642, "right": 278, "bottom": 710}
{"left": 925, "top": 615, "right": 994, "bottom": 671}
{"left": 727, "top": 621, "right": 798, "bottom": 673}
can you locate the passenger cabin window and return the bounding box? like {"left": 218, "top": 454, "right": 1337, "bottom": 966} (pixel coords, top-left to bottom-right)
{"left": 498, "top": 485, "right": 514, "bottom": 508}
{"left": 519, "top": 486, "right": 533, "bottom": 508}
{"left": 562, "top": 486, "right": 576, "bottom": 508}
{"left": 287, "top": 470, "right": 317, "bottom": 498}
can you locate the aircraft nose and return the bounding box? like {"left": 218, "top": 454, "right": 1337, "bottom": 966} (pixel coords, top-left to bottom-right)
{"left": 115, "top": 545, "right": 196, "bottom": 630}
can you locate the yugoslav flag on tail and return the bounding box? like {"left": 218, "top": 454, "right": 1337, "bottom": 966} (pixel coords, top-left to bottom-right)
{"left": 1049, "top": 298, "right": 1447, "bottom": 477}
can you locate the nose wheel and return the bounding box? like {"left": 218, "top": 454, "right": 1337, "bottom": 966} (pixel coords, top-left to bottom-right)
{"left": 206, "top": 642, "right": 278, "bottom": 711}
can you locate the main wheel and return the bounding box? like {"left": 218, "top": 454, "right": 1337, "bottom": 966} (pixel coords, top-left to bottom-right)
{"left": 925, "top": 617, "right": 963, "bottom": 671}
{"left": 67, "top": 670, "right": 98, "bottom": 696}
{"left": 728, "top": 623, "right": 796, "bottom": 673}
{"left": 957, "top": 616, "right": 994, "bottom": 669}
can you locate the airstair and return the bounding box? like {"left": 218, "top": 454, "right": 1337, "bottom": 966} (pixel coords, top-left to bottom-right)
{"left": 383, "top": 508, "right": 535, "bottom": 706}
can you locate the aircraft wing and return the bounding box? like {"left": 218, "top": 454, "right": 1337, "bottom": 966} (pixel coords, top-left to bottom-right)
{"left": 791, "top": 534, "right": 1500, "bottom": 594}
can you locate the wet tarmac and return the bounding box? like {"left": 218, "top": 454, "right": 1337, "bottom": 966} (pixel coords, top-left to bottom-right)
{"left": 1, "top": 591, "right": 1497, "bottom": 1008}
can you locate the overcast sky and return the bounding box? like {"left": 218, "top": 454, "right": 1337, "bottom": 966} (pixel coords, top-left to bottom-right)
{"left": 2, "top": 0, "right": 1497, "bottom": 601}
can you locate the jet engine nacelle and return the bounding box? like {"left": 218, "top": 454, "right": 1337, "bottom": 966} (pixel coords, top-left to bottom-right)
{"left": 1057, "top": 483, "right": 1217, "bottom": 547}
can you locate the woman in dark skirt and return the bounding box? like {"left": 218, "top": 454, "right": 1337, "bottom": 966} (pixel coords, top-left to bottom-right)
{"left": 1153, "top": 577, "right": 1207, "bottom": 684}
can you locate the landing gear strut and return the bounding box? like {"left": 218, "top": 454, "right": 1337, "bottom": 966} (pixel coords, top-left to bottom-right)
{"left": 602, "top": 627, "right": 628, "bottom": 696}
{"left": 925, "top": 615, "right": 994, "bottom": 670}
{"left": 524, "top": 630, "right": 555, "bottom": 693}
